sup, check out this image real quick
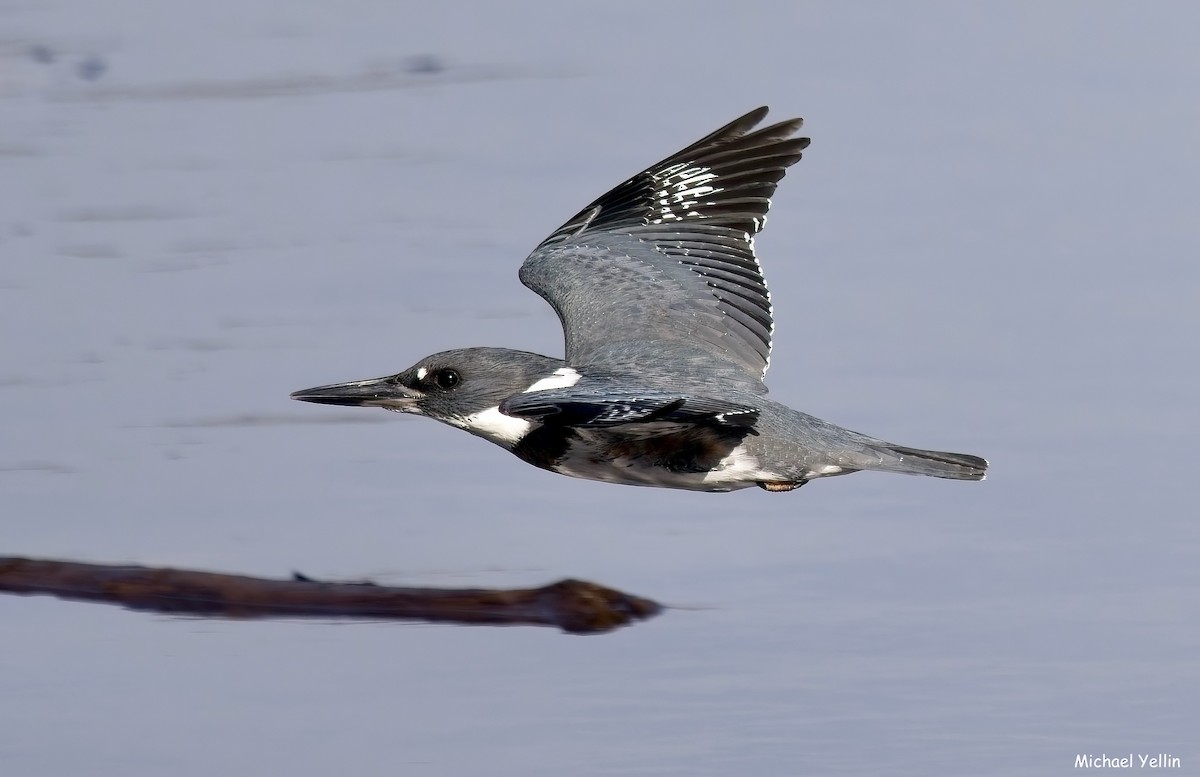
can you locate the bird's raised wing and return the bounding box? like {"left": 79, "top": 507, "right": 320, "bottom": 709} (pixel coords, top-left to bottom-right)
{"left": 519, "top": 107, "right": 809, "bottom": 385}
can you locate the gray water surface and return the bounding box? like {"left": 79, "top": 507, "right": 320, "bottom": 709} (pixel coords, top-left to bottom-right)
{"left": 2, "top": 2, "right": 1197, "bottom": 775}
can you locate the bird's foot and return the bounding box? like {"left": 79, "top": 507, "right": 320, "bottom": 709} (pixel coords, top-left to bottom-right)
{"left": 757, "top": 480, "right": 805, "bottom": 492}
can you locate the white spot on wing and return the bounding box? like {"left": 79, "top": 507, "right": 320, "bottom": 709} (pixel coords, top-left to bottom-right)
{"left": 649, "top": 164, "right": 721, "bottom": 224}
{"left": 523, "top": 366, "right": 581, "bottom": 393}
{"left": 416, "top": 367, "right": 427, "bottom": 381}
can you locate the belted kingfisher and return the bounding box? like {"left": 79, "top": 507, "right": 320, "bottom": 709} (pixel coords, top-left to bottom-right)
{"left": 292, "top": 107, "right": 987, "bottom": 492}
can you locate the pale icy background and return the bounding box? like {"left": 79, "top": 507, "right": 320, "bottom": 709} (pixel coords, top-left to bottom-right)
{"left": 2, "top": 2, "right": 1197, "bottom": 775}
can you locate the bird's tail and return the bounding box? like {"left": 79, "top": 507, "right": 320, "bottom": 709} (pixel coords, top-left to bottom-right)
{"left": 867, "top": 444, "right": 988, "bottom": 481}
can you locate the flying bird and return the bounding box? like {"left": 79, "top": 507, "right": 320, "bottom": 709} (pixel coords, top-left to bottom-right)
{"left": 292, "top": 107, "right": 987, "bottom": 492}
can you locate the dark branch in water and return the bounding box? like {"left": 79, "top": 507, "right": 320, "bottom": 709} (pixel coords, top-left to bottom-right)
{"left": 0, "top": 556, "right": 661, "bottom": 635}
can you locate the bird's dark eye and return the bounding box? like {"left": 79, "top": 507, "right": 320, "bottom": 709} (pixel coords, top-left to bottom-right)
{"left": 433, "top": 368, "right": 460, "bottom": 389}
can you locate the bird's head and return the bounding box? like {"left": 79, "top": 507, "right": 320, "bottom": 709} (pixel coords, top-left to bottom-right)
{"left": 290, "top": 347, "right": 567, "bottom": 446}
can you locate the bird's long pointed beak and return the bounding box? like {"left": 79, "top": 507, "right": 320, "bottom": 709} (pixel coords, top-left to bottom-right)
{"left": 290, "top": 376, "right": 421, "bottom": 411}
